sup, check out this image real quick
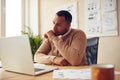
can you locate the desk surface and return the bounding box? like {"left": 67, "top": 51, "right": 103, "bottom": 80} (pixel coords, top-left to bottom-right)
{"left": 0, "top": 66, "right": 120, "bottom": 80}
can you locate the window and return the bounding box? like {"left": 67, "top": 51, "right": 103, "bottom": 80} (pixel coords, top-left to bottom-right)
{"left": 5, "top": 0, "right": 22, "bottom": 37}
{"left": 0, "top": 0, "right": 39, "bottom": 37}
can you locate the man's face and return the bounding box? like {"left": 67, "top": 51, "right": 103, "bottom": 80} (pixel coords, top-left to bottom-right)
{"left": 52, "top": 15, "right": 70, "bottom": 36}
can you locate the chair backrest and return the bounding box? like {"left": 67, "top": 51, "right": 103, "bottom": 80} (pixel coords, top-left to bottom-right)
{"left": 86, "top": 37, "right": 99, "bottom": 65}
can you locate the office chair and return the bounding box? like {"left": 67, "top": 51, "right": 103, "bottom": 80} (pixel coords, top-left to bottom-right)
{"left": 86, "top": 37, "right": 99, "bottom": 65}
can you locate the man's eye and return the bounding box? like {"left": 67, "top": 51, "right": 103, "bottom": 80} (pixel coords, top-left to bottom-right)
{"left": 57, "top": 24, "right": 62, "bottom": 26}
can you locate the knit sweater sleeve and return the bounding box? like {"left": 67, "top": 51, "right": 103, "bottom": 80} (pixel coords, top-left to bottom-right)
{"left": 34, "top": 39, "right": 56, "bottom": 64}
{"left": 51, "top": 31, "right": 87, "bottom": 66}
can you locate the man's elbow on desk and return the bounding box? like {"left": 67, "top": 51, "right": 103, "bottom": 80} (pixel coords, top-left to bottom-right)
{"left": 66, "top": 56, "right": 85, "bottom": 66}
{"left": 68, "top": 60, "right": 81, "bottom": 66}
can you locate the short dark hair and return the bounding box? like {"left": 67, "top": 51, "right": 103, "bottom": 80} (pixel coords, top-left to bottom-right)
{"left": 56, "top": 10, "right": 72, "bottom": 23}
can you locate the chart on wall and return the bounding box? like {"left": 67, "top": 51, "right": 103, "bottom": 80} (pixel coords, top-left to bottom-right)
{"left": 85, "top": 0, "right": 118, "bottom": 37}
{"left": 55, "top": 2, "right": 78, "bottom": 29}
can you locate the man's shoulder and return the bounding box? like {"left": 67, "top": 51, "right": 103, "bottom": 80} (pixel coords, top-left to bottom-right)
{"left": 70, "top": 29, "right": 86, "bottom": 39}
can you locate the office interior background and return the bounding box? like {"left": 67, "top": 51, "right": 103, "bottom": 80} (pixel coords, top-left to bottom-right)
{"left": 0, "top": 0, "right": 120, "bottom": 67}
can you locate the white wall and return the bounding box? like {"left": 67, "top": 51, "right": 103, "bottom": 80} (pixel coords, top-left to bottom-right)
{"left": 0, "top": 0, "right": 1, "bottom": 36}
{"left": 0, "top": 0, "right": 5, "bottom": 37}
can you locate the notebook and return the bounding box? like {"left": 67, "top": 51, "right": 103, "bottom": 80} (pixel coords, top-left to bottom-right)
{"left": 0, "top": 35, "right": 58, "bottom": 75}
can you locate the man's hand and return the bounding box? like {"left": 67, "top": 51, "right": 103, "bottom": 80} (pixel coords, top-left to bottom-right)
{"left": 44, "top": 30, "right": 55, "bottom": 40}
{"left": 53, "top": 57, "right": 69, "bottom": 66}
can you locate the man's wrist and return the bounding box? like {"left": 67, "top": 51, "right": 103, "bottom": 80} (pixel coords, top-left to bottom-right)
{"left": 50, "top": 56, "right": 56, "bottom": 63}
{"left": 53, "top": 56, "right": 57, "bottom": 63}
{"left": 50, "top": 35, "right": 56, "bottom": 40}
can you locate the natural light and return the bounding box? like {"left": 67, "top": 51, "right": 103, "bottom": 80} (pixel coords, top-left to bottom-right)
{"left": 6, "top": 0, "right": 22, "bottom": 37}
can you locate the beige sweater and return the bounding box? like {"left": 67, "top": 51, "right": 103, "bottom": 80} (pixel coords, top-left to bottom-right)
{"left": 34, "top": 29, "right": 87, "bottom": 66}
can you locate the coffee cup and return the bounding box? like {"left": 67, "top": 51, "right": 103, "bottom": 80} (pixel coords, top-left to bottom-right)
{"left": 91, "top": 64, "right": 114, "bottom": 80}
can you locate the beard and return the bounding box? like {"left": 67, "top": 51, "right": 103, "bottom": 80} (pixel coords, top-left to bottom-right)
{"left": 54, "top": 28, "right": 69, "bottom": 36}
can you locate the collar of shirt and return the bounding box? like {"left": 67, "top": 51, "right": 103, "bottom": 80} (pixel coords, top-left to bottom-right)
{"left": 58, "top": 28, "right": 71, "bottom": 38}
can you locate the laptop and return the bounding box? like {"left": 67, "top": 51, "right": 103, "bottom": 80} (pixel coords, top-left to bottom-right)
{"left": 0, "top": 35, "right": 58, "bottom": 75}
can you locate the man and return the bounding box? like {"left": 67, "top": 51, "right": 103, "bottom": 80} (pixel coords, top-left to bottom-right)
{"left": 34, "top": 10, "right": 87, "bottom": 66}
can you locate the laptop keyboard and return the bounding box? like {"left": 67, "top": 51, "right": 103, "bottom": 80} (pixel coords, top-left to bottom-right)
{"left": 34, "top": 68, "right": 44, "bottom": 72}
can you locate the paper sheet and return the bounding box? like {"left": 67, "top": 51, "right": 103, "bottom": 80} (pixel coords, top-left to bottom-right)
{"left": 53, "top": 68, "right": 120, "bottom": 79}
{"left": 102, "top": 11, "right": 117, "bottom": 31}
{"left": 53, "top": 68, "right": 91, "bottom": 79}
{"left": 85, "top": 0, "right": 102, "bottom": 35}
{"left": 102, "top": 0, "right": 116, "bottom": 12}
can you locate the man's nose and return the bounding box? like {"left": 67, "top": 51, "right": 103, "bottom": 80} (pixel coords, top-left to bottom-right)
{"left": 53, "top": 25, "right": 57, "bottom": 31}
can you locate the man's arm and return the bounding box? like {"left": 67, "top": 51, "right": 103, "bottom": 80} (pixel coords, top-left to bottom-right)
{"left": 34, "top": 39, "right": 56, "bottom": 64}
